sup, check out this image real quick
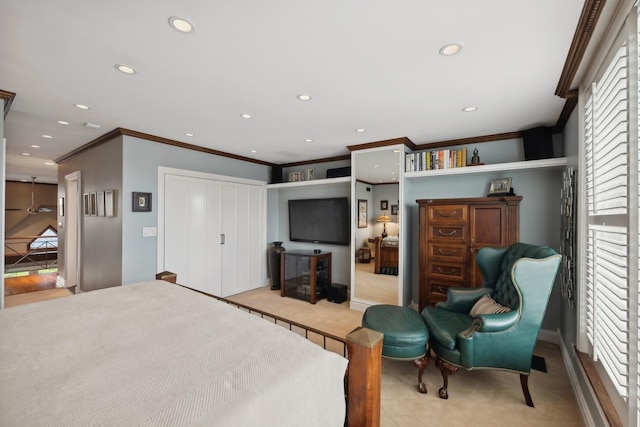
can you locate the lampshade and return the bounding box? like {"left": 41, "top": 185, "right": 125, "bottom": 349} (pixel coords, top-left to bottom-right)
{"left": 377, "top": 215, "right": 392, "bottom": 223}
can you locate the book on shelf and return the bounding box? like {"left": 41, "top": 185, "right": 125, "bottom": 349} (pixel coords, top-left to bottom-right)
{"left": 405, "top": 147, "right": 468, "bottom": 172}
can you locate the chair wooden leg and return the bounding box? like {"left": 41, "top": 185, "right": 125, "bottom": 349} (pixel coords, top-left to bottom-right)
{"left": 435, "top": 357, "right": 457, "bottom": 399}
{"left": 520, "top": 374, "right": 534, "bottom": 407}
{"left": 413, "top": 356, "right": 430, "bottom": 394}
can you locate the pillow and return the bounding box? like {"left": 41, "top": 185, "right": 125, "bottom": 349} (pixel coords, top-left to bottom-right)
{"left": 469, "top": 294, "right": 511, "bottom": 317}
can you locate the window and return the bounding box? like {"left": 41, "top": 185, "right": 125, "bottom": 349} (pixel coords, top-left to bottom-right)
{"left": 580, "top": 6, "right": 639, "bottom": 425}
{"left": 28, "top": 226, "right": 58, "bottom": 252}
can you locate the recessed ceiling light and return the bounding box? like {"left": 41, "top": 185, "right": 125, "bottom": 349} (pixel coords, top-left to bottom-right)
{"left": 84, "top": 122, "right": 101, "bottom": 129}
{"left": 241, "top": 113, "right": 252, "bottom": 119}
{"left": 250, "top": 150, "right": 257, "bottom": 153}
{"left": 440, "top": 43, "right": 463, "bottom": 56}
{"left": 185, "top": 132, "right": 194, "bottom": 137}
{"left": 115, "top": 64, "right": 137, "bottom": 74}
{"left": 31, "top": 145, "right": 40, "bottom": 148}
{"left": 462, "top": 106, "right": 478, "bottom": 112}
{"left": 20, "top": 179, "right": 29, "bottom": 182}
{"left": 57, "top": 120, "right": 69, "bottom": 125}
{"left": 75, "top": 104, "right": 90, "bottom": 110}
{"left": 297, "top": 94, "right": 312, "bottom": 101}
{"left": 44, "top": 162, "right": 55, "bottom": 166}
{"left": 372, "top": 165, "right": 379, "bottom": 168}
{"left": 169, "top": 16, "right": 195, "bottom": 33}
{"left": 22, "top": 152, "right": 30, "bottom": 156}
{"left": 355, "top": 128, "right": 366, "bottom": 133}
{"left": 304, "top": 139, "right": 313, "bottom": 143}
{"left": 42, "top": 134, "right": 53, "bottom": 139}
{"left": 393, "top": 149, "right": 401, "bottom": 153}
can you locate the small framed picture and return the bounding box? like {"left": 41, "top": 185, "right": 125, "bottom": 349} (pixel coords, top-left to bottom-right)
{"left": 132, "top": 192, "right": 152, "bottom": 212}
{"left": 307, "top": 168, "right": 315, "bottom": 181}
{"left": 488, "top": 177, "right": 512, "bottom": 196}
{"left": 358, "top": 199, "right": 368, "bottom": 228}
{"left": 391, "top": 204, "right": 398, "bottom": 215}
{"left": 105, "top": 190, "right": 115, "bottom": 217}
{"left": 90, "top": 192, "right": 97, "bottom": 216}
{"left": 380, "top": 200, "right": 388, "bottom": 210}
{"left": 83, "top": 193, "right": 90, "bottom": 216}
{"left": 97, "top": 191, "right": 105, "bottom": 217}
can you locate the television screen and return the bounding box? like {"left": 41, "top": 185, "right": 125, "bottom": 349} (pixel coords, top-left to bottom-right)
{"left": 288, "top": 197, "right": 350, "bottom": 246}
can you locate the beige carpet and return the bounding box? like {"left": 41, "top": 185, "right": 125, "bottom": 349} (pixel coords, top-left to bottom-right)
{"left": 354, "top": 261, "right": 398, "bottom": 305}
{"left": 228, "top": 285, "right": 584, "bottom": 427}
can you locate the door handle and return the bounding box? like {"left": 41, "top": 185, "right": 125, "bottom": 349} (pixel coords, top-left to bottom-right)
{"left": 221, "top": 234, "right": 225, "bottom": 244}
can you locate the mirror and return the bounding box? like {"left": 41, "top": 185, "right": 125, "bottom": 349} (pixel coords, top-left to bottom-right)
{"left": 352, "top": 147, "right": 402, "bottom": 307}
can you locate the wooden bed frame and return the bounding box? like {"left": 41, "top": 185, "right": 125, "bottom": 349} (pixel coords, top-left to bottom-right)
{"left": 374, "top": 236, "right": 399, "bottom": 274}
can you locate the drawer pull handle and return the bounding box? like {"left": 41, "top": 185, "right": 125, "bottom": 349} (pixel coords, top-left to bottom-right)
{"left": 437, "top": 286, "right": 447, "bottom": 294}
{"left": 437, "top": 210, "right": 457, "bottom": 217}
{"left": 438, "top": 248, "right": 457, "bottom": 255}
{"left": 438, "top": 229, "right": 456, "bottom": 236}
{"left": 437, "top": 267, "right": 458, "bottom": 275}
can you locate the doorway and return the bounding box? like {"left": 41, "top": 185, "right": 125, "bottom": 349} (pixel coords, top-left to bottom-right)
{"left": 64, "top": 171, "right": 80, "bottom": 291}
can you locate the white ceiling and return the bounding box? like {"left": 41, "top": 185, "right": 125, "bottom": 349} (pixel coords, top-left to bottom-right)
{"left": 1, "top": 1, "right": 585, "bottom": 185}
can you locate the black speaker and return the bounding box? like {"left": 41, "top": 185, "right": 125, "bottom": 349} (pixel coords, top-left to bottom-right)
{"left": 270, "top": 165, "right": 283, "bottom": 183}
{"left": 327, "top": 283, "right": 347, "bottom": 304}
{"left": 522, "top": 127, "right": 554, "bottom": 160}
{"left": 326, "top": 166, "right": 351, "bottom": 178}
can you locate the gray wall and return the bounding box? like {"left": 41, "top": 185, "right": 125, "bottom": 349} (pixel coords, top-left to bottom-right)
{"left": 57, "top": 136, "right": 124, "bottom": 292}
{"left": 121, "top": 136, "right": 271, "bottom": 285}
{"left": 404, "top": 137, "right": 563, "bottom": 329}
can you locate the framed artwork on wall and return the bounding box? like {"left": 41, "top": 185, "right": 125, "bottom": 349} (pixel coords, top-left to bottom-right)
{"left": 83, "top": 193, "right": 90, "bottom": 216}
{"left": 358, "top": 199, "right": 368, "bottom": 228}
{"left": 380, "top": 200, "right": 388, "bottom": 210}
{"left": 132, "top": 192, "right": 152, "bottom": 212}
{"left": 97, "top": 191, "right": 105, "bottom": 216}
{"left": 391, "top": 204, "right": 398, "bottom": 216}
{"left": 105, "top": 190, "right": 115, "bottom": 217}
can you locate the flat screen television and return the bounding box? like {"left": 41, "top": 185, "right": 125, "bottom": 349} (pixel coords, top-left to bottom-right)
{"left": 288, "top": 197, "right": 350, "bottom": 246}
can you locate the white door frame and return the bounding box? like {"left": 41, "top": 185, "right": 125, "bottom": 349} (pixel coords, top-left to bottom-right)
{"left": 63, "top": 171, "right": 81, "bottom": 291}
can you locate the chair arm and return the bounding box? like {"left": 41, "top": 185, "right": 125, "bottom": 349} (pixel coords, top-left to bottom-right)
{"left": 436, "top": 287, "right": 491, "bottom": 313}
{"left": 473, "top": 310, "right": 519, "bottom": 333}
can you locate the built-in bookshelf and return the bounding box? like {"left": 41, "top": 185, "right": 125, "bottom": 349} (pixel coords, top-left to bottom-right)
{"left": 405, "top": 147, "right": 469, "bottom": 172}
{"left": 404, "top": 157, "right": 568, "bottom": 178}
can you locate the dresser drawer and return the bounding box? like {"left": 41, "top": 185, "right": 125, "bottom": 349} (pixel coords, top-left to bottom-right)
{"left": 428, "top": 243, "right": 467, "bottom": 262}
{"left": 428, "top": 224, "right": 467, "bottom": 242}
{"left": 427, "top": 279, "right": 464, "bottom": 305}
{"left": 427, "top": 204, "right": 468, "bottom": 223}
{"left": 428, "top": 261, "right": 466, "bottom": 282}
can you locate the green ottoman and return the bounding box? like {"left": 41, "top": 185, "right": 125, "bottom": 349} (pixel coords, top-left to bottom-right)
{"left": 362, "top": 304, "right": 430, "bottom": 393}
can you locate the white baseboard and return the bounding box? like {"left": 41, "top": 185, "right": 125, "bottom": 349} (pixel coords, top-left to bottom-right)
{"left": 557, "top": 331, "right": 602, "bottom": 427}
{"left": 538, "top": 328, "right": 559, "bottom": 344}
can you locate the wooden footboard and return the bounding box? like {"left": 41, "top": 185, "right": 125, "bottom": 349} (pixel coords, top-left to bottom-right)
{"left": 374, "top": 237, "right": 399, "bottom": 274}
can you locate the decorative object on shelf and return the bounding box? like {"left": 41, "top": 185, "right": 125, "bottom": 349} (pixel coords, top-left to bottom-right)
{"left": 488, "top": 177, "right": 512, "bottom": 196}
{"left": 380, "top": 200, "right": 388, "bottom": 210}
{"left": 306, "top": 168, "right": 314, "bottom": 181}
{"left": 377, "top": 215, "right": 392, "bottom": 238}
{"left": 287, "top": 171, "right": 304, "bottom": 182}
{"left": 391, "top": 204, "right": 398, "bottom": 215}
{"left": 560, "top": 166, "right": 576, "bottom": 307}
{"left": 471, "top": 148, "right": 481, "bottom": 164}
{"left": 358, "top": 199, "right": 368, "bottom": 228}
{"left": 132, "top": 192, "right": 152, "bottom": 212}
{"left": 268, "top": 241, "right": 286, "bottom": 290}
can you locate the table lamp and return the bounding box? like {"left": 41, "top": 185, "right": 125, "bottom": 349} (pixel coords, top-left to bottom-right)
{"left": 377, "top": 215, "right": 392, "bottom": 238}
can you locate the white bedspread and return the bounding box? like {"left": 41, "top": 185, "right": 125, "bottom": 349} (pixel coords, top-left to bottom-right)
{"left": 0, "top": 280, "right": 348, "bottom": 426}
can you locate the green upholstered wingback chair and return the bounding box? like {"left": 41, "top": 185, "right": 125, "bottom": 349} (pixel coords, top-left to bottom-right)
{"left": 421, "top": 243, "right": 561, "bottom": 406}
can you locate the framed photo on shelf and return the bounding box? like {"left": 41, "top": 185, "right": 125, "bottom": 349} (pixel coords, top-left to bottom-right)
{"left": 391, "top": 204, "right": 398, "bottom": 215}
{"left": 488, "top": 177, "right": 512, "bottom": 196}
{"left": 358, "top": 199, "right": 368, "bottom": 228}
{"left": 132, "top": 192, "right": 152, "bottom": 212}
{"left": 380, "top": 200, "right": 388, "bottom": 210}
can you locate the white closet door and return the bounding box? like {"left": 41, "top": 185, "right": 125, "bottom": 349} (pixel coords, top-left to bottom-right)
{"left": 164, "top": 174, "right": 222, "bottom": 295}
{"left": 220, "top": 183, "right": 265, "bottom": 296}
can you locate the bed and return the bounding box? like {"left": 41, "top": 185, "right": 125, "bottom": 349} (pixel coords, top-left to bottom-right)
{"left": 0, "top": 280, "right": 352, "bottom": 426}
{"left": 374, "top": 236, "right": 399, "bottom": 275}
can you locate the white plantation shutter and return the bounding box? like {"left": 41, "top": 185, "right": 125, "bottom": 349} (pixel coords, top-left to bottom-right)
{"left": 583, "top": 36, "right": 634, "bottom": 402}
